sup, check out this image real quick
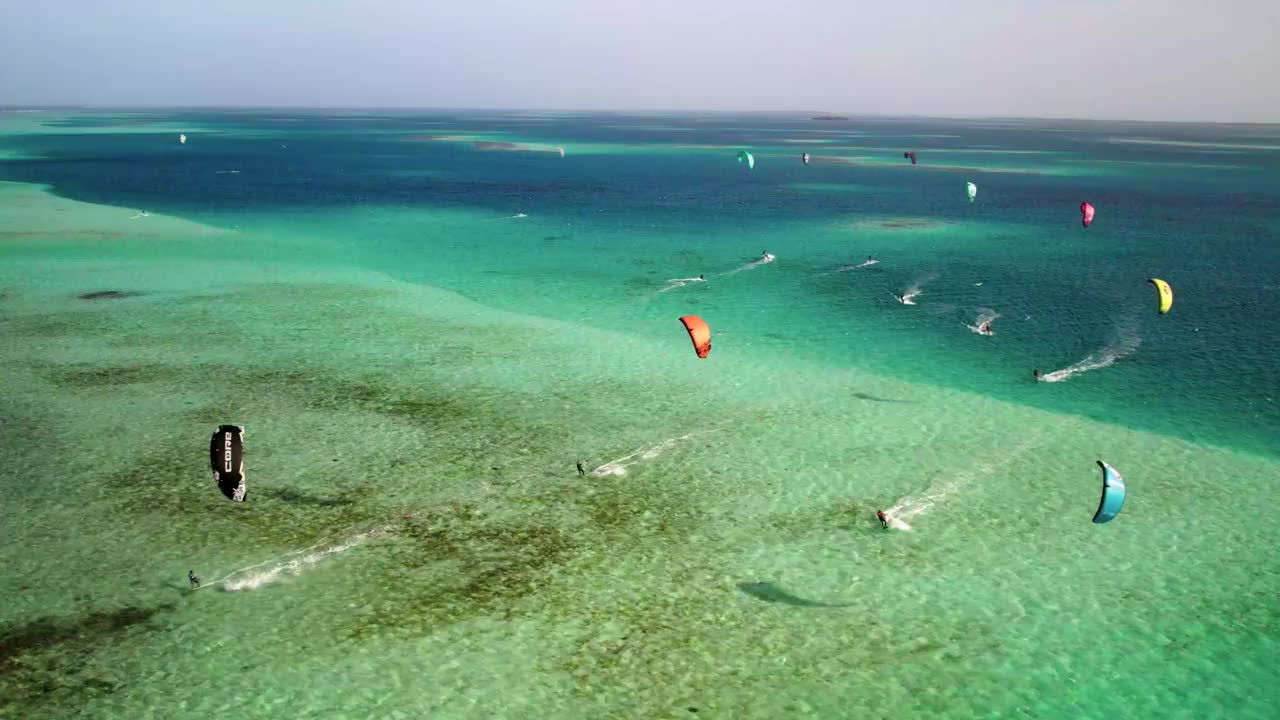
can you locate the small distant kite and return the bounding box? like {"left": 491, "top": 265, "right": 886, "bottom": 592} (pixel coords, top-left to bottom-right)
{"left": 210, "top": 425, "right": 246, "bottom": 502}
{"left": 557, "top": 147, "right": 565, "bottom": 158}
{"left": 802, "top": 153, "right": 811, "bottom": 165}
{"left": 1080, "top": 202, "right": 1095, "bottom": 228}
{"left": 736, "top": 150, "right": 754, "bottom": 170}
{"left": 904, "top": 151, "right": 917, "bottom": 165}
{"left": 179, "top": 134, "right": 187, "bottom": 145}
{"left": 678, "top": 315, "right": 712, "bottom": 358}
{"left": 966, "top": 182, "right": 977, "bottom": 203}
{"left": 1148, "top": 278, "right": 1173, "bottom": 314}
{"left": 1092, "top": 460, "right": 1126, "bottom": 523}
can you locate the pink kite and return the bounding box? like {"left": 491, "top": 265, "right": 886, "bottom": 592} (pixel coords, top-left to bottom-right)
{"left": 1080, "top": 202, "right": 1095, "bottom": 228}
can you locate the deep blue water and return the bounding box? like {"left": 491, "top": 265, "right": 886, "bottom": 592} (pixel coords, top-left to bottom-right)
{"left": 3, "top": 110, "right": 1278, "bottom": 456}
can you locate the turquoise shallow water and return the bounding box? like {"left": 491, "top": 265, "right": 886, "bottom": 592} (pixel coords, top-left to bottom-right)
{"left": 1, "top": 111, "right": 1278, "bottom": 719}
{"left": 4, "top": 110, "right": 1275, "bottom": 453}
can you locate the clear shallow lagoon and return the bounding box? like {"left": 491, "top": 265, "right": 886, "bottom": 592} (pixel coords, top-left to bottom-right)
{"left": 2, "top": 110, "right": 1278, "bottom": 719}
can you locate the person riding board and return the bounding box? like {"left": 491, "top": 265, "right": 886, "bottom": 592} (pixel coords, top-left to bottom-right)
{"left": 876, "top": 510, "right": 890, "bottom": 529}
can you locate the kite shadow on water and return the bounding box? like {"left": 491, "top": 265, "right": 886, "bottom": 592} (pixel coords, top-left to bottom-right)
{"left": 851, "top": 392, "right": 916, "bottom": 404}
{"left": 736, "top": 582, "right": 855, "bottom": 608}
{"left": 77, "top": 290, "right": 145, "bottom": 301}
{"left": 262, "top": 487, "right": 357, "bottom": 508}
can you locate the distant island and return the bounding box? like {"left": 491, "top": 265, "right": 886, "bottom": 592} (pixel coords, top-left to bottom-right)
{"left": 811, "top": 115, "right": 849, "bottom": 121}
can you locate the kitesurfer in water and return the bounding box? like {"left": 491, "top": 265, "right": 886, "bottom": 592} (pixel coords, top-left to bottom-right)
{"left": 1033, "top": 368, "right": 1040, "bottom": 382}
{"left": 188, "top": 571, "right": 200, "bottom": 589}
{"left": 698, "top": 274, "right": 705, "bottom": 281}
{"left": 577, "top": 461, "right": 585, "bottom": 477}
{"left": 978, "top": 321, "right": 992, "bottom": 335}
{"left": 876, "top": 510, "right": 889, "bottom": 529}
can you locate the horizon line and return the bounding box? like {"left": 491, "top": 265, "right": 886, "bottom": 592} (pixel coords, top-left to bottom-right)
{"left": 2, "top": 104, "right": 1277, "bottom": 127}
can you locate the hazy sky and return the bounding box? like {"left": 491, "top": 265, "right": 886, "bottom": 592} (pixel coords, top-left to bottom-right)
{"left": 2, "top": 1, "right": 1278, "bottom": 121}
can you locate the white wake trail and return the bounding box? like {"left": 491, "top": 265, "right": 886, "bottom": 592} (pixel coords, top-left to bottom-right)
{"left": 883, "top": 436, "right": 1038, "bottom": 530}
{"left": 199, "top": 524, "right": 394, "bottom": 592}
{"left": 1042, "top": 324, "right": 1141, "bottom": 383}
{"left": 965, "top": 308, "right": 1000, "bottom": 335}
{"left": 591, "top": 427, "right": 721, "bottom": 477}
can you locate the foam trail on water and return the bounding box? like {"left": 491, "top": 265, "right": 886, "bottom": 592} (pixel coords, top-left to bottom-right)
{"left": 965, "top": 308, "right": 1000, "bottom": 335}
{"left": 723, "top": 255, "right": 776, "bottom": 276}
{"left": 884, "top": 437, "right": 1037, "bottom": 530}
{"left": 1042, "top": 324, "right": 1141, "bottom": 383}
{"left": 658, "top": 277, "right": 706, "bottom": 293}
{"left": 821, "top": 259, "right": 879, "bottom": 276}
{"left": 592, "top": 427, "right": 721, "bottom": 477}
{"left": 895, "top": 273, "right": 937, "bottom": 305}
{"left": 884, "top": 480, "right": 956, "bottom": 530}
{"left": 202, "top": 524, "right": 393, "bottom": 592}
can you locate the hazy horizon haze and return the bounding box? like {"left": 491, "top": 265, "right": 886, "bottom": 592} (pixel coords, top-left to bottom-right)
{"left": 2, "top": 0, "right": 1278, "bottom": 123}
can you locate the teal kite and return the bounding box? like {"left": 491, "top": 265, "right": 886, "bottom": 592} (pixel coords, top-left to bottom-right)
{"left": 1093, "top": 460, "right": 1126, "bottom": 524}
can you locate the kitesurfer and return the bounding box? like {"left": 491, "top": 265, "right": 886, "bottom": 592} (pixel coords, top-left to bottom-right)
{"left": 577, "top": 461, "right": 585, "bottom": 477}
{"left": 188, "top": 571, "right": 200, "bottom": 589}
{"left": 876, "top": 510, "right": 890, "bottom": 529}
{"left": 1033, "top": 368, "right": 1040, "bottom": 382}
{"left": 698, "top": 274, "right": 705, "bottom": 281}
{"left": 978, "top": 321, "right": 992, "bottom": 335}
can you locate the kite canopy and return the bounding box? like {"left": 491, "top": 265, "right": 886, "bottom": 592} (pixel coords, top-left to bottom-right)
{"left": 736, "top": 150, "right": 755, "bottom": 169}
{"left": 966, "top": 182, "right": 977, "bottom": 202}
{"left": 210, "top": 425, "right": 246, "bottom": 502}
{"left": 1093, "top": 460, "right": 1126, "bottom": 524}
{"left": 678, "top": 315, "right": 712, "bottom": 358}
{"left": 179, "top": 134, "right": 187, "bottom": 144}
{"left": 1149, "top": 278, "right": 1173, "bottom": 314}
{"left": 1080, "top": 202, "right": 1096, "bottom": 228}
{"left": 557, "top": 146, "right": 565, "bottom": 158}
{"left": 802, "top": 152, "right": 810, "bottom": 165}
{"left": 904, "top": 151, "right": 917, "bottom": 165}
{"left": 1080, "top": 202, "right": 1095, "bottom": 227}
